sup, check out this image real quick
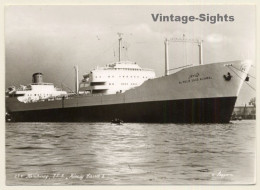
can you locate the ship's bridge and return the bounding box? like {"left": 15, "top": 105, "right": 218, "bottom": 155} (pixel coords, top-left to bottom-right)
{"left": 107, "top": 61, "right": 141, "bottom": 69}
{"left": 79, "top": 60, "right": 155, "bottom": 95}
{"left": 101, "top": 61, "right": 153, "bottom": 71}
{"left": 78, "top": 34, "right": 155, "bottom": 95}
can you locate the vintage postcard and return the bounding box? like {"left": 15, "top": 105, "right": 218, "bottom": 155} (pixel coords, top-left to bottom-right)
{"left": 1, "top": 1, "right": 258, "bottom": 189}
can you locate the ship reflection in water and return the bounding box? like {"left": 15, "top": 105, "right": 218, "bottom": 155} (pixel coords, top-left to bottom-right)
{"left": 6, "top": 121, "right": 255, "bottom": 185}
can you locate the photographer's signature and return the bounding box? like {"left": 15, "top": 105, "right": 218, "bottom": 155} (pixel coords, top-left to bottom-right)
{"left": 211, "top": 171, "right": 233, "bottom": 178}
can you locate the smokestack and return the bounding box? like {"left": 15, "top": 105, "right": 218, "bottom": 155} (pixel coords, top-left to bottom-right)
{"left": 32, "top": 73, "right": 43, "bottom": 83}
{"left": 74, "top": 66, "right": 79, "bottom": 94}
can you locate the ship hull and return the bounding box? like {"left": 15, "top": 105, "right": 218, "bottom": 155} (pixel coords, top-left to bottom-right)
{"left": 9, "top": 96, "right": 236, "bottom": 123}
{"left": 6, "top": 60, "right": 251, "bottom": 123}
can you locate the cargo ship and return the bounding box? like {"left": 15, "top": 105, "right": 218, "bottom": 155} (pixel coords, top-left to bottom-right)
{"left": 5, "top": 35, "right": 251, "bottom": 123}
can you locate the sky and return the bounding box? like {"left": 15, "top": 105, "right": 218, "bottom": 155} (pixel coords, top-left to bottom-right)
{"left": 5, "top": 5, "right": 256, "bottom": 106}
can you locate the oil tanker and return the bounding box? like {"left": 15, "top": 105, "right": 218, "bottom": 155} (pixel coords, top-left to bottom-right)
{"left": 5, "top": 36, "right": 251, "bottom": 123}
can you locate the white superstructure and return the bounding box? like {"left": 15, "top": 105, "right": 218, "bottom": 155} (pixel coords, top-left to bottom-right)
{"left": 7, "top": 73, "right": 67, "bottom": 103}
{"left": 79, "top": 61, "right": 155, "bottom": 94}
{"left": 79, "top": 34, "right": 156, "bottom": 95}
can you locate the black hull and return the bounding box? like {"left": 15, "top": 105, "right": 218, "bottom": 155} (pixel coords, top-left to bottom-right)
{"left": 8, "top": 97, "right": 237, "bottom": 123}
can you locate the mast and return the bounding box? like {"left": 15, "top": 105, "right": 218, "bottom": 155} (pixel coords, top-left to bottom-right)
{"left": 198, "top": 40, "right": 203, "bottom": 65}
{"left": 74, "top": 65, "right": 79, "bottom": 94}
{"left": 164, "top": 38, "right": 169, "bottom": 76}
{"left": 118, "top": 33, "right": 123, "bottom": 62}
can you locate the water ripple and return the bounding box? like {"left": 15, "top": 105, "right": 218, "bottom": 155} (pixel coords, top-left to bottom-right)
{"left": 6, "top": 120, "right": 256, "bottom": 185}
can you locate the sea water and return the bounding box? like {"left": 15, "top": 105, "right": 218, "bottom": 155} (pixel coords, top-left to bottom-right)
{"left": 6, "top": 120, "right": 255, "bottom": 185}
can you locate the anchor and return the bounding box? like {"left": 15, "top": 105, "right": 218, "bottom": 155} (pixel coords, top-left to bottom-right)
{"left": 223, "top": 72, "right": 232, "bottom": 81}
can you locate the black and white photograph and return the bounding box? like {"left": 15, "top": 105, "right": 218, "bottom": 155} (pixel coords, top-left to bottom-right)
{"left": 4, "top": 3, "right": 256, "bottom": 186}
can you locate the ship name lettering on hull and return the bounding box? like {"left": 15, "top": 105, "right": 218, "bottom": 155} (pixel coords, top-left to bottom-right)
{"left": 179, "top": 76, "right": 212, "bottom": 84}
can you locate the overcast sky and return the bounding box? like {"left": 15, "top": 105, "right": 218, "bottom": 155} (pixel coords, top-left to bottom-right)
{"left": 5, "top": 5, "right": 256, "bottom": 106}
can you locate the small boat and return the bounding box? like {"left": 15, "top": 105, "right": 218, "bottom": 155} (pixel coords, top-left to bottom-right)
{"left": 111, "top": 118, "right": 123, "bottom": 125}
